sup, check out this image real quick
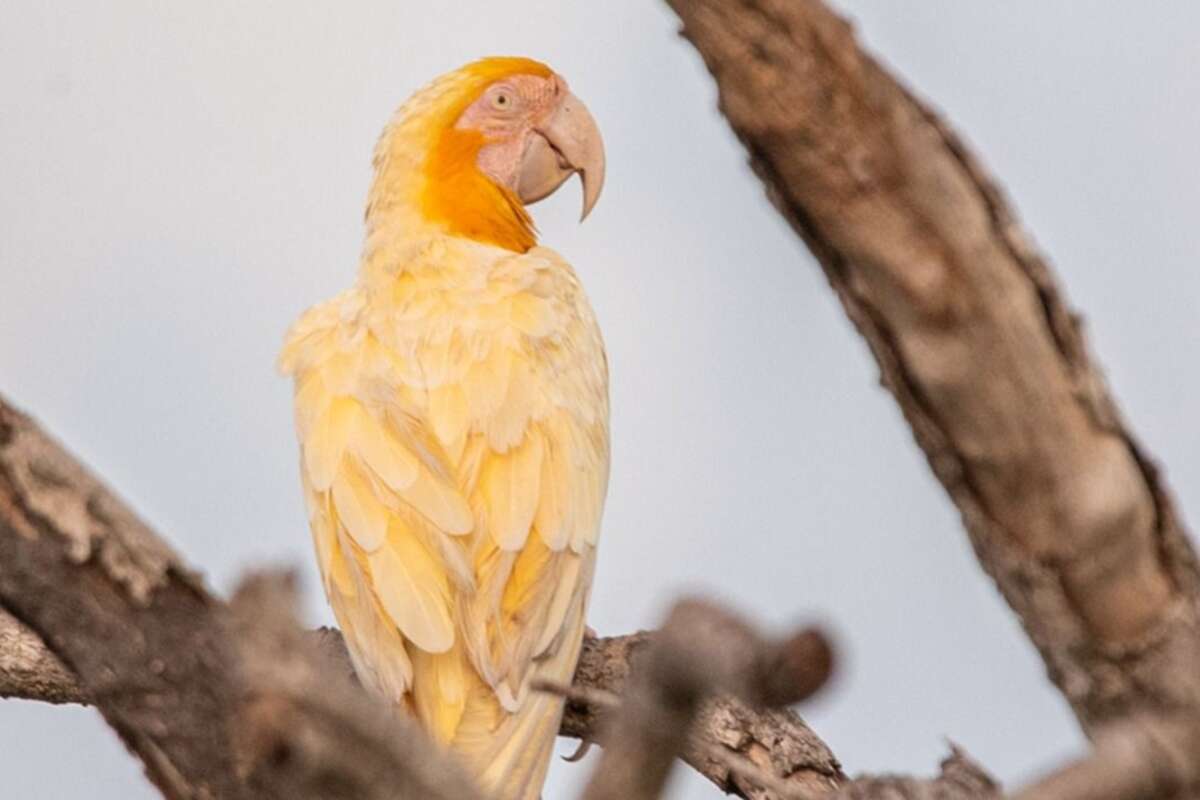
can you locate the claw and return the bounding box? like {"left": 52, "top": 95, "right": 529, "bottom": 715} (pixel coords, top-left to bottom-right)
{"left": 562, "top": 739, "right": 594, "bottom": 763}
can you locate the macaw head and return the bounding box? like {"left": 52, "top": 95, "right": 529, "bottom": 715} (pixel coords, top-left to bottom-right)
{"left": 369, "top": 57, "right": 605, "bottom": 253}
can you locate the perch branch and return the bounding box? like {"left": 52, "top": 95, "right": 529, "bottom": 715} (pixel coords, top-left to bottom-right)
{"left": 562, "top": 628, "right": 844, "bottom": 799}
{"left": 543, "top": 631, "right": 997, "bottom": 800}
{"left": 577, "top": 599, "right": 832, "bottom": 800}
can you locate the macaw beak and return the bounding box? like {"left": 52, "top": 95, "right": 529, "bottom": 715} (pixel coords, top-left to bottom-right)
{"left": 517, "top": 90, "right": 605, "bottom": 221}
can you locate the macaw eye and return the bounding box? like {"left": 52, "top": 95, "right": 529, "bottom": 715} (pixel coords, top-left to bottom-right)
{"left": 490, "top": 89, "right": 514, "bottom": 111}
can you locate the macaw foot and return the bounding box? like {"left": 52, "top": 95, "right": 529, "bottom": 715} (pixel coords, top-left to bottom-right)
{"left": 562, "top": 739, "right": 594, "bottom": 763}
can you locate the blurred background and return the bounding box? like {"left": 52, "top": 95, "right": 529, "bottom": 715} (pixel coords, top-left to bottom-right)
{"left": 2, "top": 1, "right": 1198, "bottom": 797}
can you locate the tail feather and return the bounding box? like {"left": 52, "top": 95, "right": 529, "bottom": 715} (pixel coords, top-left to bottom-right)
{"left": 451, "top": 606, "right": 586, "bottom": 800}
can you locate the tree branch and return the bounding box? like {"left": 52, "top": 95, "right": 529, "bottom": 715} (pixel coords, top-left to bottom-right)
{"left": 544, "top": 610, "right": 997, "bottom": 800}
{"left": 663, "top": 0, "right": 1200, "bottom": 737}
{"left": 0, "top": 398, "right": 249, "bottom": 799}
{"left": 563, "top": 629, "right": 845, "bottom": 798}
{"left": 1013, "top": 715, "right": 1200, "bottom": 800}
{"left": 0, "top": 608, "right": 78, "bottom": 704}
{"left": 228, "top": 571, "right": 488, "bottom": 800}
{"left": 830, "top": 748, "right": 999, "bottom": 800}
{"left": 0, "top": 396, "right": 486, "bottom": 800}
{"left": 577, "top": 600, "right": 832, "bottom": 800}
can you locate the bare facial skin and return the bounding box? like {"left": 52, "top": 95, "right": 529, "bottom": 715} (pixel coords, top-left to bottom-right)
{"left": 457, "top": 73, "right": 605, "bottom": 220}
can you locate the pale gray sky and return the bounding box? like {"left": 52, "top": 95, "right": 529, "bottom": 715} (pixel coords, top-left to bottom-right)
{"left": 2, "top": 2, "right": 1198, "bottom": 798}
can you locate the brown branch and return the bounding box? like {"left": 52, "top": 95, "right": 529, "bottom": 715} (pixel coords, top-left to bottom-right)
{"left": 2, "top": 590, "right": 848, "bottom": 799}
{"left": 228, "top": 571, "right": 487, "bottom": 800}
{"left": 0, "top": 396, "right": 486, "bottom": 800}
{"left": 1013, "top": 715, "right": 1200, "bottom": 800}
{"left": 545, "top": 628, "right": 997, "bottom": 800}
{"left": 564, "top": 629, "right": 844, "bottom": 799}
{"left": 830, "top": 748, "right": 999, "bottom": 800}
{"left": 0, "top": 397, "right": 250, "bottom": 799}
{"left": 577, "top": 600, "right": 833, "bottom": 800}
{"left": 0, "top": 390, "right": 847, "bottom": 799}
{"left": 0, "top": 608, "right": 79, "bottom": 704}
{"left": 663, "top": 0, "right": 1200, "bottom": 737}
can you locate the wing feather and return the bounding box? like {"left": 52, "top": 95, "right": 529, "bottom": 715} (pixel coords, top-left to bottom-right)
{"left": 350, "top": 406, "right": 420, "bottom": 490}
{"left": 399, "top": 461, "right": 475, "bottom": 535}
{"left": 303, "top": 396, "right": 355, "bottom": 491}
{"left": 410, "top": 647, "right": 468, "bottom": 743}
{"left": 368, "top": 520, "right": 455, "bottom": 653}
{"left": 480, "top": 430, "right": 544, "bottom": 550}
{"left": 533, "top": 423, "right": 574, "bottom": 551}
{"left": 331, "top": 463, "right": 390, "bottom": 552}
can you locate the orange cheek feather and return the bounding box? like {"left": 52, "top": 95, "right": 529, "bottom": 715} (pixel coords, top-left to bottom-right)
{"left": 422, "top": 126, "right": 537, "bottom": 253}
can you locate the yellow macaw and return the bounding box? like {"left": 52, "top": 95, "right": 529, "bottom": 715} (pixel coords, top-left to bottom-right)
{"left": 278, "top": 57, "right": 608, "bottom": 800}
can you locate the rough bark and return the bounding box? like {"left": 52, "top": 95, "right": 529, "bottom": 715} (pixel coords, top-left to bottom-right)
{"left": 0, "top": 608, "right": 78, "bottom": 704}
{"left": 565, "top": 630, "right": 844, "bottom": 799}
{"left": 664, "top": 0, "right": 1200, "bottom": 737}
{"left": 832, "top": 750, "right": 999, "bottom": 800}
{"left": 1014, "top": 715, "right": 1200, "bottom": 800}
{"left": 578, "top": 601, "right": 834, "bottom": 800}
{"left": 0, "top": 397, "right": 486, "bottom": 800}
{"left": 0, "top": 397, "right": 249, "bottom": 799}
{"left": 228, "top": 572, "right": 488, "bottom": 800}
{"left": 1, "top": 579, "right": 847, "bottom": 799}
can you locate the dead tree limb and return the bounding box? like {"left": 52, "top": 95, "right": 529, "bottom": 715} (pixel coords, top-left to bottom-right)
{"left": 830, "top": 749, "right": 999, "bottom": 800}
{"left": 0, "top": 593, "right": 848, "bottom": 799}
{"left": 663, "top": 0, "right": 1200, "bottom": 737}
{"left": 1013, "top": 715, "right": 1200, "bottom": 800}
{"left": 548, "top": 609, "right": 996, "bottom": 800}
{"left": 0, "top": 608, "right": 78, "bottom": 704}
{"left": 0, "top": 398, "right": 250, "bottom": 799}
{"left": 577, "top": 600, "right": 832, "bottom": 800}
{"left": 563, "top": 629, "right": 844, "bottom": 798}
{"left": 229, "top": 572, "right": 487, "bottom": 800}
{"left": 0, "top": 397, "right": 486, "bottom": 800}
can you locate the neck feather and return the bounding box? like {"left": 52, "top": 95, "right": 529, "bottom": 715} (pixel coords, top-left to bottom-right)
{"left": 364, "top": 72, "right": 538, "bottom": 256}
